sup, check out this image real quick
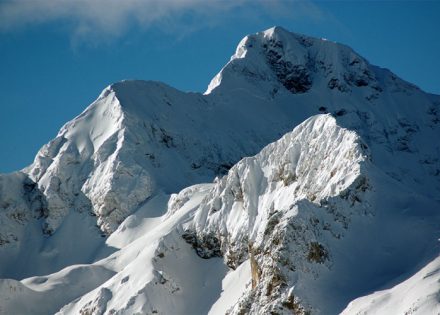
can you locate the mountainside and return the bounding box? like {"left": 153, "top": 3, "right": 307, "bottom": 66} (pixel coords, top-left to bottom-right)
{"left": 1, "top": 26, "right": 439, "bottom": 314}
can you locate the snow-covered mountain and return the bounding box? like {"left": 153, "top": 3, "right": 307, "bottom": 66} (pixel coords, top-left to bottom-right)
{"left": 1, "top": 26, "right": 439, "bottom": 314}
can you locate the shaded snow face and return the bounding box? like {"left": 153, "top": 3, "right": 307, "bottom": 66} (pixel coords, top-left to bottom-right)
{"left": 341, "top": 256, "right": 440, "bottom": 315}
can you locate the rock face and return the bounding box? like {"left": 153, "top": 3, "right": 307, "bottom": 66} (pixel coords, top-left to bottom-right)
{"left": 1, "top": 26, "right": 440, "bottom": 314}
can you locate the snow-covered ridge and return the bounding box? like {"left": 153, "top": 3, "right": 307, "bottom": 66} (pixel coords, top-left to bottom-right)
{"left": 188, "top": 114, "right": 368, "bottom": 260}
{"left": 181, "top": 114, "right": 372, "bottom": 314}
{"left": 25, "top": 84, "right": 149, "bottom": 234}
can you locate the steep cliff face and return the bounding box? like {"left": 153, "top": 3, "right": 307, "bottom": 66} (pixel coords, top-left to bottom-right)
{"left": 1, "top": 26, "right": 440, "bottom": 314}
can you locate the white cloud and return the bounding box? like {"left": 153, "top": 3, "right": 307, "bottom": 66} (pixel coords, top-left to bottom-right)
{"left": 0, "top": 0, "right": 326, "bottom": 41}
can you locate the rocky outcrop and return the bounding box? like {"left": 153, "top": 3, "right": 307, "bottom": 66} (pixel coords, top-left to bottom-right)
{"left": 0, "top": 172, "right": 47, "bottom": 245}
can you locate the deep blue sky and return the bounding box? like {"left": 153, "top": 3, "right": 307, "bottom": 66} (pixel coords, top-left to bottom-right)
{"left": 1, "top": 1, "right": 439, "bottom": 173}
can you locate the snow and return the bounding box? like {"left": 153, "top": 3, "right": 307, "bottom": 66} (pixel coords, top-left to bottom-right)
{"left": 0, "top": 264, "right": 115, "bottom": 315}
{"left": 341, "top": 256, "right": 440, "bottom": 315}
{"left": 1, "top": 26, "right": 440, "bottom": 314}
{"left": 208, "top": 259, "right": 252, "bottom": 315}
{"left": 57, "top": 184, "right": 229, "bottom": 315}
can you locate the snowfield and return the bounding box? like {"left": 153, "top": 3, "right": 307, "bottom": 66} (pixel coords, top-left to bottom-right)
{"left": 1, "top": 26, "right": 440, "bottom": 314}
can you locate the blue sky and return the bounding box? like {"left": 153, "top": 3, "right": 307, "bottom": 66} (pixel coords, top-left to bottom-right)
{"left": 1, "top": 0, "right": 439, "bottom": 173}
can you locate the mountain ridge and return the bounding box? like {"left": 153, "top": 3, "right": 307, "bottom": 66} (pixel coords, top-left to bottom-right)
{"left": 0, "top": 26, "right": 439, "bottom": 314}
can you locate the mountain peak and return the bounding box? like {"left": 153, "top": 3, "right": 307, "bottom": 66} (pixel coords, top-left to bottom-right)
{"left": 262, "top": 26, "right": 337, "bottom": 46}
{"left": 261, "top": 25, "right": 312, "bottom": 45}
{"left": 263, "top": 25, "right": 289, "bottom": 36}
{"left": 205, "top": 27, "right": 374, "bottom": 95}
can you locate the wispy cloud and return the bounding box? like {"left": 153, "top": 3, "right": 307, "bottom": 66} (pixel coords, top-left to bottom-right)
{"left": 0, "top": 0, "right": 327, "bottom": 41}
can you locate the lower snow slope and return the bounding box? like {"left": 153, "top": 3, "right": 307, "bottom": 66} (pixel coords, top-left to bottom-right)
{"left": 341, "top": 256, "right": 440, "bottom": 315}
{"left": 1, "top": 114, "right": 438, "bottom": 314}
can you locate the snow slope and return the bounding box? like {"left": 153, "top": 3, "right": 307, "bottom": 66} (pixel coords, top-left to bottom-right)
{"left": 1, "top": 26, "right": 440, "bottom": 314}
{"left": 341, "top": 256, "right": 440, "bottom": 315}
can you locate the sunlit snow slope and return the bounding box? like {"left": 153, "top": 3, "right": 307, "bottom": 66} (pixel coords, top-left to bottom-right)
{"left": 1, "top": 26, "right": 440, "bottom": 314}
